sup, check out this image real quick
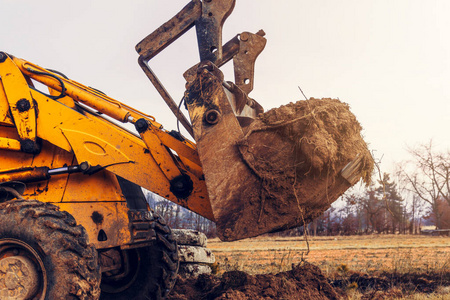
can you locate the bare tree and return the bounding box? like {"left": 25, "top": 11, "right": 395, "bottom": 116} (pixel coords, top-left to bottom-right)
{"left": 435, "top": 150, "right": 450, "bottom": 206}
{"left": 408, "top": 195, "right": 425, "bottom": 234}
{"left": 398, "top": 141, "right": 449, "bottom": 229}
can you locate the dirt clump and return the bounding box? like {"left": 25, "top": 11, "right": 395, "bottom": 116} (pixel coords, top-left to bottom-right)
{"left": 215, "top": 98, "right": 374, "bottom": 241}
{"left": 168, "top": 262, "right": 341, "bottom": 300}
{"left": 253, "top": 98, "right": 372, "bottom": 182}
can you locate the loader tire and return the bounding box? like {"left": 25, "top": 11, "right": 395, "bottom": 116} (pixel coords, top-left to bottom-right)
{"left": 100, "top": 214, "right": 178, "bottom": 300}
{"left": 0, "top": 200, "right": 101, "bottom": 300}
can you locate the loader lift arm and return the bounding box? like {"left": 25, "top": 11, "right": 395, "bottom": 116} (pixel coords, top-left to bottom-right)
{"left": 0, "top": 52, "right": 216, "bottom": 220}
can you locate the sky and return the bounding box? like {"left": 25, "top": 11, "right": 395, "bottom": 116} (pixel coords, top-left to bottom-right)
{"left": 2, "top": 0, "right": 449, "bottom": 174}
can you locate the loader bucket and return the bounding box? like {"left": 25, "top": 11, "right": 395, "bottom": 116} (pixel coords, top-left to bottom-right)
{"left": 185, "top": 65, "right": 373, "bottom": 241}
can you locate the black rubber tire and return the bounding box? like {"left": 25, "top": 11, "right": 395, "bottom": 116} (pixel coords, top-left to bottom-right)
{"left": 100, "top": 214, "right": 179, "bottom": 300}
{"left": 0, "top": 200, "right": 101, "bottom": 300}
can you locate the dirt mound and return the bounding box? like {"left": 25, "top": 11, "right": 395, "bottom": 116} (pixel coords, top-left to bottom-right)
{"left": 168, "top": 262, "right": 341, "bottom": 300}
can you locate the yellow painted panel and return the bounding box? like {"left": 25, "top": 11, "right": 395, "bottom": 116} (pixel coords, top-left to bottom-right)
{"left": 31, "top": 90, "right": 214, "bottom": 219}
{"left": 0, "top": 137, "right": 21, "bottom": 151}
{"left": 61, "top": 171, "right": 125, "bottom": 203}
{"left": 0, "top": 83, "right": 13, "bottom": 126}
{"left": 0, "top": 127, "right": 34, "bottom": 170}
{"left": 0, "top": 56, "right": 36, "bottom": 141}
{"left": 57, "top": 201, "right": 131, "bottom": 249}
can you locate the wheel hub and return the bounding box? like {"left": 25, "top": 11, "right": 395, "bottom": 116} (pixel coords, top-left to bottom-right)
{"left": 0, "top": 239, "right": 46, "bottom": 300}
{"left": 0, "top": 255, "right": 39, "bottom": 300}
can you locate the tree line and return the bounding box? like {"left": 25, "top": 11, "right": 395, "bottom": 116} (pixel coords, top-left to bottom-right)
{"left": 145, "top": 141, "right": 450, "bottom": 237}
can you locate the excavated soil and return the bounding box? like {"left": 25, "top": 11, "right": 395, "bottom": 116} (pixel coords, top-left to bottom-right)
{"left": 168, "top": 265, "right": 450, "bottom": 299}
{"left": 214, "top": 98, "right": 374, "bottom": 241}
{"left": 168, "top": 262, "right": 341, "bottom": 300}
{"left": 252, "top": 98, "right": 373, "bottom": 181}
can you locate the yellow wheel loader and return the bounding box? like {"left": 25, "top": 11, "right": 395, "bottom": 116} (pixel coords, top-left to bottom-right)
{"left": 0, "top": 1, "right": 372, "bottom": 299}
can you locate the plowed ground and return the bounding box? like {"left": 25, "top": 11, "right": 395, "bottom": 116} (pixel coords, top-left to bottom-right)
{"left": 168, "top": 235, "right": 450, "bottom": 299}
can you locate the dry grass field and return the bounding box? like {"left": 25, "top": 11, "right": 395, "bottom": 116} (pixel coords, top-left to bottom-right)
{"left": 207, "top": 234, "right": 450, "bottom": 299}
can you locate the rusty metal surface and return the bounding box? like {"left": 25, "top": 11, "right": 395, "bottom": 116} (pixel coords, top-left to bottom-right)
{"left": 136, "top": 0, "right": 239, "bottom": 137}
{"left": 195, "top": 0, "right": 236, "bottom": 62}
{"left": 233, "top": 30, "right": 267, "bottom": 94}
{"left": 135, "top": 0, "right": 267, "bottom": 141}
{"left": 183, "top": 35, "right": 240, "bottom": 83}
{"left": 136, "top": 0, "right": 201, "bottom": 59}
{"left": 188, "top": 62, "right": 263, "bottom": 120}
{"left": 136, "top": 0, "right": 203, "bottom": 137}
{"left": 138, "top": 58, "right": 194, "bottom": 137}
{"left": 219, "top": 35, "right": 241, "bottom": 66}
{"left": 184, "top": 68, "right": 253, "bottom": 241}
{"left": 0, "top": 238, "right": 47, "bottom": 300}
{"left": 0, "top": 255, "right": 39, "bottom": 299}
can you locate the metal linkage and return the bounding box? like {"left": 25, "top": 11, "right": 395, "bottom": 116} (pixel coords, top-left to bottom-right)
{"left": 0, "top": 162, "right": 91, "bottom": 184}
{"left": 135, "top": 0, "right": 266, "bottom": 137}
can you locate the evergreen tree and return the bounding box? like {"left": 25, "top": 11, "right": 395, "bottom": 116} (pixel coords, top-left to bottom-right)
{"left": 376, "top": 173, "right": 404, "bottom": 233}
